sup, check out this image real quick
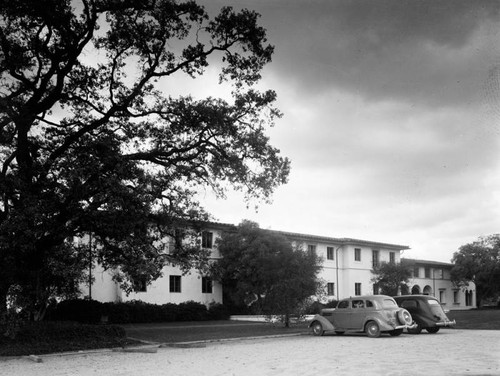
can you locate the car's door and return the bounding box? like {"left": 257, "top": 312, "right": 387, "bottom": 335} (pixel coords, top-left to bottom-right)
{"left": 332, "top": 299, "right": 351, "bottom": 329}
{"left": 349, "top": 299, "right": 366, "bottom": 329}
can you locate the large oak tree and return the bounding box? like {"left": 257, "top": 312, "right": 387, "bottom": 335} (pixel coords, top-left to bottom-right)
{"left": 0, "top": 0, "right": 290, "bottom": 318}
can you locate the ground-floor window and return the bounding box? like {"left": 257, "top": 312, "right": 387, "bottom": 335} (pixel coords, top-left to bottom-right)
{"left": 373, "top": 283, "right": 379, "bottom": 295}
{"left": 327, "top": 282, "right": 335, "bottom": 296}
{"left": 202, "top": 277, "right": 213, "bottom": 294}
{"left": 170, "top": 275, "right": 181, "bottom": 293}
{"left": 355, "top": 282, "right": 362, "bottom": 296}
{"left": 439, "top": 289, "right": 446, "bottom": 304}
{"left": 453, "top": 290, "right": 460, "bottom": 304}
{"left": 465, "top": 290, "right": 473, "bottom": 306}
{"left": 133, "top": 275, "right": 147, "bottom": 292}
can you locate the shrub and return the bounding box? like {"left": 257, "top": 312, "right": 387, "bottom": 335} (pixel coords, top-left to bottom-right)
{"left": 48, "top": 299, "right": 103, "bottom": 323}
{"left": 177, "top": 301, "right": 208, "bottom": 321}
{"left": 207, "top": 302, "right": 231, "bottom": 320}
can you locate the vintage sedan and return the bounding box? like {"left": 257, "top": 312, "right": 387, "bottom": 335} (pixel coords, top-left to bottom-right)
{"left": 309, "top": 295, "right": 415, "bottom": 338}
{"left": 393, "top": 295, "right": 456, "bottom": 334}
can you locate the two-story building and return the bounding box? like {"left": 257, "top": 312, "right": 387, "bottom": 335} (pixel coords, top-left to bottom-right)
{"left": 401, "top": 258, "right": 475, "bottom": 310}
{"left": 81, "top": 221, "right": 475, "bottom": 310}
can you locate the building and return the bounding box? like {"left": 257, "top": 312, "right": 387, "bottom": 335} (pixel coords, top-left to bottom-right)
{"left": 81, "top": 222, "right": 475, "bottom": 310}
{"left": 401, "top": 258, "right": 475, "bottom": 310}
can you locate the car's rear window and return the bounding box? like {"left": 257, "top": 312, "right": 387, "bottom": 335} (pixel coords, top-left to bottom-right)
{"left": 427, "top": 299, "right": 440, "bottom": 306}
{"left": 382, "top": 299, "right": 398, "bottom": 308}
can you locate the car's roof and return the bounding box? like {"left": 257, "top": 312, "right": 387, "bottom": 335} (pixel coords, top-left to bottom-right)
{"left": 340, "top": 295, "right": 394, "bottom": 301}
{"left": 394, "top": 295, "right": 439, "bottom": 301}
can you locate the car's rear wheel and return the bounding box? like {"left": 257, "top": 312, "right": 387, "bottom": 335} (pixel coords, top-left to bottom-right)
{"left": 365, "top": 321, "right": 381, "bottom": 338}
{"left": 311, "top": 321, "right": 324, "bottom": 336}
{"left": 389, "top": 329, "right": 403, "bottom": 337}
{"left": 426, "top": 327, "right": 440, "bottom": 334}
{"left": 407, "top": 324, "right": 422, "bottom": 334}
{"left": 397, "top": 309, "right": 413, "bottom": 325}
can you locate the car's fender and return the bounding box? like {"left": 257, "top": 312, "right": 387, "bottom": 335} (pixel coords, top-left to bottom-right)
{"left": 309, "top": 314, "right": 336, "bottom": 332}
{"left": 362, "top": 315, "right": 394, "bottom": 332}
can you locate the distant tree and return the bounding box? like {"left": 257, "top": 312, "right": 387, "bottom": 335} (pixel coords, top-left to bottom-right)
{"left": 451, "top": 234, "right": 500, "bottom": 307}
{"left": 371, "top": 262, "right": 412, "bottom": 296}
{"left": 0, "top": 0, "right": 290, "bottom": 320}
{"left": 211, "top": 221, "right": 323, "bottom": 327}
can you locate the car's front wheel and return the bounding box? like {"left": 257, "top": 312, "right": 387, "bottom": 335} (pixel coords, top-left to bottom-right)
{"left": 365, "top": 321, "right": 381, "bottom": 338}
{"left": 426, "top": 327, "right": 440, "bottom": 334}
{"left": 311, "top": 321, "right": 324, "bottom": 336}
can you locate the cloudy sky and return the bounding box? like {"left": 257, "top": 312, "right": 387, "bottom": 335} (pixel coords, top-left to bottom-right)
{"left": 190, "top": 0, "right": 500, "bottom": 262}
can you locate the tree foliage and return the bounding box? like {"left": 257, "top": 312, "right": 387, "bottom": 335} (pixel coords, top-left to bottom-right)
{"left": 371, "top": 262, "right": 412, "bottom": 296}
{"left": 211, "top": 221, "right": 322, "bottom": 326}
{"left": 0, "top": 0, "right": 290, "bottom": 318}
{"left": 451, "top": 234, "right": 500, "bottom": 307}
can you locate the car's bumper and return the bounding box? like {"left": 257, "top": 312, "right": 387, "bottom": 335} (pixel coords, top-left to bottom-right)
{"left": 436, "top": 319, "right": 456, "bottom": 327}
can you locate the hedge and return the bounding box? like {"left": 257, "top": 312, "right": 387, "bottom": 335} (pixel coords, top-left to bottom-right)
{"left": 46, "top": 299, "right": 230, "bottom": 324}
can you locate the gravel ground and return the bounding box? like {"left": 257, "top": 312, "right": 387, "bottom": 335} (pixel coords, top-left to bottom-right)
{"left": 1, "top": 329, "right": 499, "bottom": 376}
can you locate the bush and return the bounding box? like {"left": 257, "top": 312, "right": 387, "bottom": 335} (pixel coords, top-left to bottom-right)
{"left": 47, "top": 299, "right": 232, "bottom": 324}
{"left": 48, "top": 299, "right": 103, "bottom": 323}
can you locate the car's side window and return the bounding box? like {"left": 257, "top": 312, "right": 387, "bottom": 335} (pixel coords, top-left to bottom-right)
{"left": 337, "top": 300, "right": 349, "bottom": 309}
{"left": 401, "top": 300, "right": 417, "bottom": 309}
{"left": 352, "top": 299, "right": 364, "bottom": 308}
{"left": 366, "top": 300, "right": 374, "bottom": 308}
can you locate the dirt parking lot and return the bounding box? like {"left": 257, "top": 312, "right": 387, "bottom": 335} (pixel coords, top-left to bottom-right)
{"left": 2, "top": 329, "right": 499, "bottom": 376}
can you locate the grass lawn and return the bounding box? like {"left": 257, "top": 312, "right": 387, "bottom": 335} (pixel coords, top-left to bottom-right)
{"left": 447, "top": 309, "right": 500, "bottom": 330}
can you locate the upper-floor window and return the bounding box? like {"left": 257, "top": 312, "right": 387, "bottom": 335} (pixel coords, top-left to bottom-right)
{"left": 327, "top": 246, "right": 334, "bottom": 260}
{"left": 413, "top": 266, "right": 420, "bottom": 278}
{"left": 354, "top": 248, "right": 361, "bottom": 262}
{"left": 389, "top": 252, "right": 395, "bottom": 264}
{"left": 202, "top": 231, "right": 213, "bottom": 249}
{"left": 307, "top": 244, "right": 317, "bottom": 256}
{"left": 372, "top": 250, "right": 379, "bottom": 267}
{"left": 425, "top": 267, "right": 431, "bottom": 278}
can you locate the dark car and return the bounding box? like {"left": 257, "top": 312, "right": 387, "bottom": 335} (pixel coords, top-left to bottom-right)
{"left": 393, "top": 295, "right": 456, "bottom": 334}
{"left": 309, "top": 295, "right": 415, "bottom": 338}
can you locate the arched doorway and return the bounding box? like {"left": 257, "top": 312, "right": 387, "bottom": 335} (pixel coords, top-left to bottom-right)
{"left": 411, "top": 285, "right": 421, "bottom": 295}
{"left": 423, "top": 285, "right": 432, "bottom": 295}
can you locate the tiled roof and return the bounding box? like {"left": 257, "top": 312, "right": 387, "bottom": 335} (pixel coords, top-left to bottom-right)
{"left": 402, "top": 258, "right": 453, "bottom": 267}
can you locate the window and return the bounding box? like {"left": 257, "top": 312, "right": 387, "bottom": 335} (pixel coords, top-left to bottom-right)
{"left": 389, "top": 252, "right": 395, "bottom": 264}
{"left": 354, "top": 248, "right": 361, "bottom": 262}
{"left": 169, "top": 275, "right": 181, "bottom": 293}
{"left": 327, "top": 247, "right": 334, "bottom": 260}
{"left": 413, "top": 266, "right": 420, "bottom": 278}
{"left": 202, "top": 277, "right": 213, "bottom": 294}
{"left": 372, "top": 250, "right": 379, "bottom": 267}
{"left": 307, "top": 244, "right": 317, "bottom": 256}
{"left": 453, "top": 290, "right": 460, "bottom": 304}
{"left": 439, "top": 290, "right": 446, "bottom": 304}
{"left": 355, "top": 282, "right": 362, "bottom": 296}
{"left": 352, "top": 299, "right": 364, "bottom": 308}
{"left": 373, "top": 283, "right": 380, "bottom": 295}
{"left": 435, "top": 268, "right": 444, "bottom": 279}
{"left": 133, "top": 276, "right": 147, "bottom": 292}
{"left": 466, "top": 290, "right": 473, "bottom": 306}
{"left": 327, "top": 282, "right": 335, "bottom": 296}
{"left": 337, "top": 300, "right": 349, "bottom": 309}
{"left": 202, "top": 231, "right": 213, "bottom": 249}
{"left": 425, "top": 267, "right": 431, "bottom": 278}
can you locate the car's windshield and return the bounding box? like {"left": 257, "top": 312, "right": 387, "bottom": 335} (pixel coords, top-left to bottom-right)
{"left": 427, "top": 299, "right": 440, "bottom": 306}
{"left": 382, "top": 299, "right": 398, "bottom": 308}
